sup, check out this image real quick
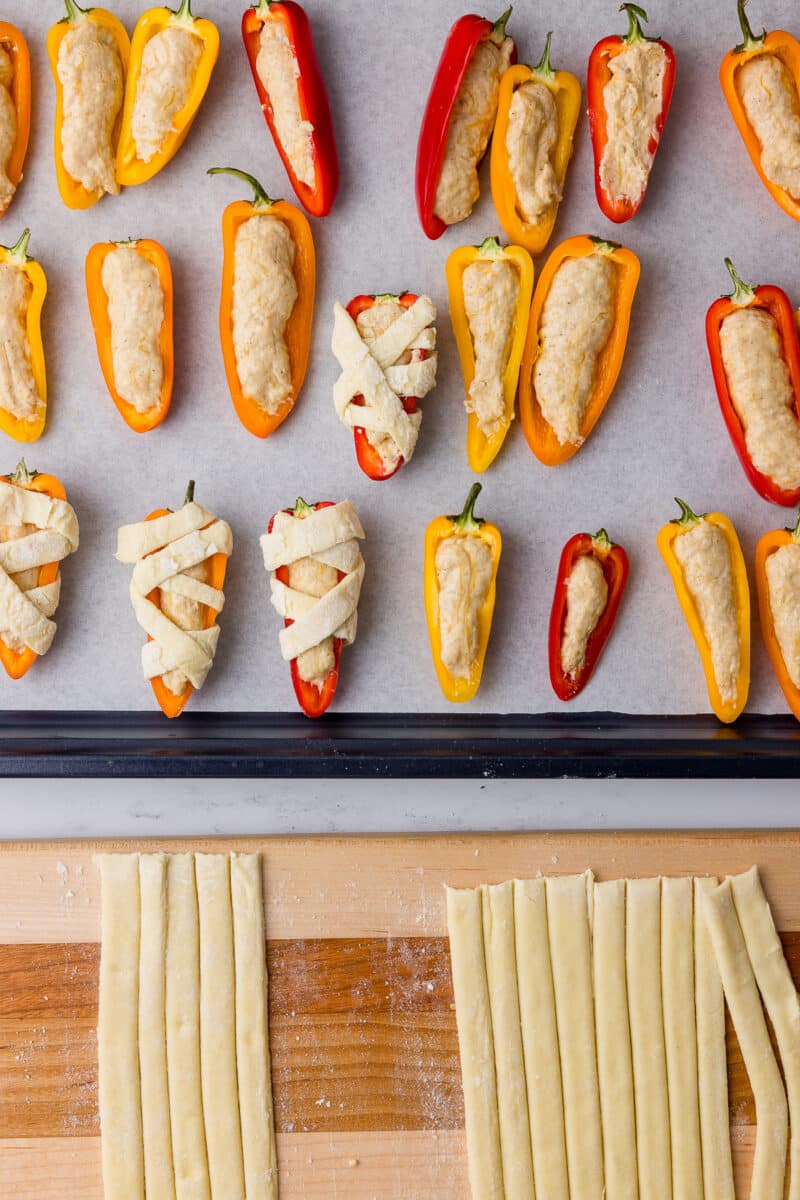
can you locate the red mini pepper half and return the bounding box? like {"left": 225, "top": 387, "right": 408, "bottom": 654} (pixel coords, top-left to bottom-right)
{"left": 242, "top": 0, "right": 339, "bottom": 217}
{"left": 587, "top": 3, "right": 676, "bottom": 223}
{"left": 346, "top": 291, "right": 430, "bottom": 482}
{"left": 268, "top": 497, "right": 343, "bottom": 717}
{"left": 549, "top": 529, "right": 629, "bottom": 701}
{"left": 415, "top": 7, "right": 515, "bottom": 240}
{"left": 706, "top": 257, "right": 800, "bottom": 507}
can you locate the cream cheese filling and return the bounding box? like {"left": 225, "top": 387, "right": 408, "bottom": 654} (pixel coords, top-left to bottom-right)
{"left": 287, "top": 556, "right": 339, "bottom": 686}
{"left": 0, "top": 46, "right": 17, "bottom": 210}
{"left": 533, "top": 253, "right": 615, "bottom": 446}
{"left": 737, "top": 54, "right": 800, "bottom": 200}
{"left": 673, "top": 520, "right": 740, "bottom": 706}
{"left": 101, "top": 245, "right": 165, "bottom": 413}
{"left": 599, "top": 39, "right": 666, "bottom": 204}
{"left": 57, "top": 17, "right": 123, "bottom": 197}
{"left": 719, "top": 306, "right": 800, "bottom": 492}
{"left": 130, "top": 26, "right": 203, "bottom": 163}
{"left": 256, "top": 22, "right": 315, "bottom": 188}
{"left": 765, "top": 543, "right": 800, "bottom": 690}
{"left": 233, "top": 213, "right": 298, "bottom": 414}
{"left": 0, "top": 262, "right": 38, "bottom": 422}
{"left": 560, "top": 554, "right": 608, "bottom": 678}
{"left": 463, "top": 257, "right": 518, "bottom": 437}
{"left": 435, "top": 532, "right": 493, "bottom": 679}
{"left": 433, "top": 35, "right": 514, "bottom": 225}
{"left": 506, "top": 78, "right": 560, "bottom": 222}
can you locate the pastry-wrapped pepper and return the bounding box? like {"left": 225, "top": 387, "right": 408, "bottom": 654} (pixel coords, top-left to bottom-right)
{"left": 47, "top": 0, "right": 131, "bottom": 209}
{"left": 548, "top": 528, "right": 629, "bottom": 701}
{"left": 85, "top": 239, "right": 174, "bottom": 433}
{"left": 657, "top": 498, "right": 750, "bottom": 724}
{"left": 116, "top": 0, "right": 219, "bottom": 187}
{"left": 416, "top": 7, "right": 515, "bottom": 240}
{"left": 518, "top": 235, "right": 640, "bottom": 466}
{"left": 446, "top": 235, "right": 534, "bottom": 473}
{"left": 490, "top": 34, "right": 581, "bottom": 255}
{"left": 587, "top": 4, "right": 676, "bottom": 223}
{"left": 210, "top": 166, "right": 315, "bottom": 438}
{"left": 755, "top": 511, "right": 800, "bottom": 721}
{"left": 720, "top": 0, "right": 800, "bottom": 222}
{"left": 241, "top": 0, "right": 339, "bottom": 217}
{"left": 0, "top": 229, "right": 47, "bottom": 444}
{"left": 706, "top": 258, "right": 800, "bottom": 507}
{"left": 424, "top": 483, "right": 501, "bottom": 702}
{"left": 0, "top": 23, "right": 30, "bottom": 217}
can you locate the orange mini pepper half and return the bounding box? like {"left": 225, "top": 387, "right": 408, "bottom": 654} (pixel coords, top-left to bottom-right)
{"left": 145, "top": 481, "right": 228, "bottom": 719}
{"left": 720, "top": 0, "right": 800, "bottom": 222}
{"left": 210, "top": 166, "right": 315, "bottom": 439}
{"left": 85, "top": 238, "right": 174, "bottom": 433}
{"left": 424, "top": 483, "right": 502, "bottom": 703}
{"left": 657, "top": 498, "right": 750, "bottom": 724}
{"left": 47, "top": 0, "right": 131, "bottom": 210}
{"left": 490, "top": 34, "right": 582, "bottom": 256}
{"left": 0, "top": 23, "right": 31, "bottom": 217}
{"left": 116, "top": 0, "right": 219, "bottom": 188}
{"left": 0, "top": 229, "right": 46, "bottom": 444}
{"left": 518, "top": 235, "right": 640, "bottom": 467}
{"left": 446, "top": 235, "right": 533, "bottom": 473}
{"left": 755, "top": 511, "right": 800, "bottom": 722}
{"left": 0, "top": 460, "right": 67, "bottom": 681}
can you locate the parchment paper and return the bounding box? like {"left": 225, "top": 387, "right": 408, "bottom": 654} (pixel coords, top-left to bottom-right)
{"left": 3, "top": 0, "right": 797, "bottom": 715}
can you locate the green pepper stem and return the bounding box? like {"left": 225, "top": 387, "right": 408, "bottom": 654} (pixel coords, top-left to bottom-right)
{"left": 293, "top": 496, "right": 315, "bottom": 518}
{"left": 491, "top": 6, "right": 512, "bottom": 42}
{"left": 734, "top": 0, "right": 766, "bottom": 53}
{"left": 478, "top": 235, "right": 504, "bottom": 258}
{"left": 533, "top": 31, "right": 554, "bottom": 79}
{"left": 593, "top": 528, "right": 613, "bottom": 550}
{"left": 10, "top": 458, "right": 37, "bottom": 485}
{"left": 788, "top": 510, "right": 800, "bottom": 541}
{"left": 63, "top": 0, "right": 87, "bottom": 20}
{"left": 590, "top": 235, "right": 621, "bottom": 254}
{"left": 184, "top": 480, "right": 195, "bottom": 506}
{"left": 671, "top": 497, "right": 702, "bottom": 526}
{"left": 254, "top": 0, "right": 273, "bottom": 15}
{"left": 3, "top": 227, "right": 31, "bottom": 262}
{"left": 375, "top": 292, "right": 401, "bottom": 304}
{"left": 207, "top": 166, "right": 276, "bottom": 209}
{"left": 724, "top": 257, "right": 756, "bottom": 305}
{"left": 450, "top": 483, "right": 485, "bottom": 532}
{"left": 173, "top": 0, "right": 194, "bottom": 22}
{"left": 621, "top": 3, "right": 649, "bottom": 43}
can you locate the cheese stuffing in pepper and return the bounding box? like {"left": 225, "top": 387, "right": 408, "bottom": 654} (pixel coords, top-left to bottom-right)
{"left": 233, "top": 214, "right": 298, "bottom": 414}
{"left": 130, "top": 27, "right": 203, "bottom": 163}
{"left": 435, "top": 533, "right": 493, "bottom": 679}
{"left": 256, "top": 21, "right": 315, "bottom": 188}
{"left": 765, "top": 543, "right": 800, "bottom": 689}
{"left": 101, "top": 246, "right": 165, "bottom": 414}
{"left": 560, "top": 553, "right": 608, "bottom": 678}
{"left": 673, "top": 519, "right": 740, "bottom": 706}
{"left": 719, "top": 306, "right": 800, "bottom": 492}
{"left": 463, "top": 257, "right": 518, "bottom": 436}
{"left": 737, "top": 55, "right": 800, "bottom": 201}
{"left": 57, "top": 18, "right": 124, "bottom": 197}
{"left": 506, "top": 80, "right": 561, "bottom": 222}
{"left": 0, "top": 262, "right": 38, "bottom": 422}
{"left": 0, "top": 47, "right": 17, "bottom": 212}
{"left": 533, "top": 253, "right": 615, "bottom": 446}
{"left": 599, "top": 40, "right": 666, "bottom": 204}
{"left": 434, "top": 34, "right": 514, "bottom": 226}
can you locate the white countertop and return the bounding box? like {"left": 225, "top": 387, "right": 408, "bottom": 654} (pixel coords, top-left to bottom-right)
{"left": 5, "top": 777, "right": 797, "bottom": 841}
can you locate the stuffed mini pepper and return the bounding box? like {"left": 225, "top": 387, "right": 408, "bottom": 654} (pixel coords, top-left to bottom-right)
{"left": 549, "top": 529, "right": 629, "bottom": 701}
{"left": 424, "top": 483, "right": 501, "bottom": 702}
{"left": 0, "top": 23, "right": 30, "bottom": 217}
{"left": 0, "top": 229, "right": 47, "bottom": 444}
{"left": 416, "top": 8, "right": 515, "bottom": 238}
{"left": 756, "top": 511, "right": 800, "bottom": 721}
{"left": 658, "top": 498, "right": 750, "bottom": 723}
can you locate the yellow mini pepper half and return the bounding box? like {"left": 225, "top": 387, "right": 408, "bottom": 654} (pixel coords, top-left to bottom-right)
{"left": 490, "top": 34, "right": 582, "bottom": 256}
{"left": 116, "top": 0, "right": 219, "bottom": 187}
{"left": 424, "top": 483, "right": 502, "bottom": 703}
{"left": 657, "top": 498, "right": 750, "bottom": 724}
{"left": 446, "top": 236, "right": 534, "bottom": 474}
{"left": 47, "top": 0, "right": 131, "bottom": 210}
{"left": 0, "top": 230, "right": 47, "bottom": 444}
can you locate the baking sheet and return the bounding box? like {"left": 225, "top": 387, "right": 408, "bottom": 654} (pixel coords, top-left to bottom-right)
{"left": 2, "top": 0, "right": 796, "bottom": 715}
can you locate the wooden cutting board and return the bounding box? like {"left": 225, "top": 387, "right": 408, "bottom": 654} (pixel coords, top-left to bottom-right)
{"left": 1, "top": 831, "right": 798, "bottom": 1198}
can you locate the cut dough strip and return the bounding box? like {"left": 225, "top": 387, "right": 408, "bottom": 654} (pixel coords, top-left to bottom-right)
{"left": 138, "top": 853, "right": 175, "bottom": 1200}
{"left": 702, "top": 877, "right": 788, "bottom": 1200}
{"left": 694, "top": 877, "right": 735, "bottom": 1200}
